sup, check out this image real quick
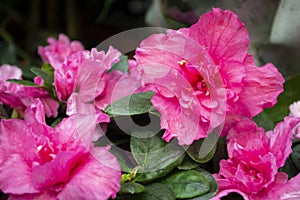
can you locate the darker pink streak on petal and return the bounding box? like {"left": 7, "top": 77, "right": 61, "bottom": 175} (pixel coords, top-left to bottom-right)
{"left": 0, "top": 154, "right": 39, "bottom": 194}
{"left": 265, "top": 116, "right": 300, "bottom": 168}
{"left": 31, "top": 148, "right": 86, "bottom": 189}
{"left": 0, "top": 93, "right": 25, "bottom": 109}
{"left": 189, "top": 8, "right": 249, "bottom": 64}
{"left": 58, "top": 148, "right": 121, "bottom": 200}
{"left": 239, "top": 55, "right": 284, "bottom": 117}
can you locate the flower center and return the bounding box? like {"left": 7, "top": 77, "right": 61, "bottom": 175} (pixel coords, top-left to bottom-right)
{"left": 178, "top": 60, "right": 208, "bottom": 96}
{"left": 37, "top": 143, "right": 57, "bottom": 164}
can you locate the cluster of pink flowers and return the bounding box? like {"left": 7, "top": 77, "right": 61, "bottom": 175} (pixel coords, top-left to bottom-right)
{"left": 212, "top": 117, "right": 300, "bottom": 199}
{"left": 0, "top": 7, "right": 299, "bottom": 200}
{"left": 0, "top": 35, "right": 125, "bottom": 199}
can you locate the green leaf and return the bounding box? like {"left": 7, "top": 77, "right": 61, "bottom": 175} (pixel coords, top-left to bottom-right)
{"left": 120, "top": 182, "right": 145, "bottom": 194}
{"left": 105, "top": 92, "right": 155, "bottom": 116}
{"left": 131, "top": 132, "right": 185, "bottom": 182}
{"left": 177, "top": 155, "right": 200, "bottom": 170}
{"left": 264, "top": 74, "right": 300, "bottom": 124}
{"left": 186, "top": 135, "right": 217, "bottom": 164}
{"left": 117, "top": 183, "right": 176, "bottom": 200}
{"left": 30, "top": 66, "right": 54, "bottom": 87}
{"left": 291, "top": 144, "right": 300, "bottom": 171}
{"left": 107, "top": 55, "right": 129, "bottom": 73}
{"left": 51, "top": 117, "right": 63, "bottom": 128}
{"left": 191, "top": 168, "right": 218, "bottom": 200}
{"left": 7, "top": 79, "right": 39, "bottom": 87}
{"left": 253, "top": 111, "right": 275, "bottom": 131}
{"left": 109, "top": 146, "right": 134, "bottom": 173}
{"left": 279, "top": 156, "right": 299, "bottom": 179}
{"left": 41, "top": 63, "right": 55, "bottom": 78}
{"left": 163, "top": 170, "right": 210, "bottom": 199}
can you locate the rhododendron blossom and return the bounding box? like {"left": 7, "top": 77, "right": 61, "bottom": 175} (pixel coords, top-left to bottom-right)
{"left": 212, "top": 117, "right": 300, "bottom": 199}
{"left": 0, "top": 99, "right": 121, "bottom": 199}
{"left": 38, "top": 34, "right": 131, "bottom": 123}
{"left": 0, "top": 64, "right": 58, "bottom": 117}
{"left": 135, "top": 8, "right": 284, "bottom": 145}
{"left": 38, "top": 33, "right": 84, "bottom": 69}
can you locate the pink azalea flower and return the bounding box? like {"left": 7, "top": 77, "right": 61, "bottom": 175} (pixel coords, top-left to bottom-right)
{"left": 0, "top": 99, "right": 121, "bottom": 199}
{"left": 212, "top": 117, "right": 300, "bottom": 199}
{"left": 62, "top": 47, "right": 122, "bottom": 124}
{"left": 0, "top": 64, "right": 58, "bottom": 117}
{"left": 0, "top": 64, "right": 24, "bottom": 109}
{"left": 135, "top": 8, "right": 284, "bottom": 145}
{"left": 38, "top": 33, "right": 84, "bottom": 69}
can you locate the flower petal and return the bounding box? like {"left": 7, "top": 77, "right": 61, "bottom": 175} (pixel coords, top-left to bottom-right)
{"left": 0, "top": 154, "right": 39, "bottom": 194}
{"left": 58, "top": 147, "right": 121, "bottom": 200}
{"left": 238, "top": 55, "right": 284, "bottom": 117}
{"left": 189, "top": 8, "right": 249, "bottom": 64}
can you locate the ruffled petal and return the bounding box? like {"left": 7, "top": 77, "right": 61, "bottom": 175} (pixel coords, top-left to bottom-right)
{"left": 238, "top": 55, "right": 284, "bottom": 117}
{"left": 189, "top": 8, "right": 249, "bottom": 64}
{"left": 0, "top": 154, "right": 39, "bottom": 194}
{"left": 58, "top": 147, "right": 121, "bottom": 200}
{"left": 265, "top": 116, "right": 300, "bottom": 168}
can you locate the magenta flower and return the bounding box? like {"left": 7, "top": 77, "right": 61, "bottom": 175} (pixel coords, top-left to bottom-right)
{"left": 212, "top": 117, "right": 300, "bottom": 199}
{"left": 135, "top": 8, "right": 284, "bottom": 145}
{"left": 0, "top": 99, "right": 121, "bottom": 199}
{"left": 38, "top": 33, "right": 84, "bottom": 69}
{"left": 0, "top": 64, "right": 59, "bottom": 117}
{"left": 0, "top": 64, "right": 24, "bottom": 109}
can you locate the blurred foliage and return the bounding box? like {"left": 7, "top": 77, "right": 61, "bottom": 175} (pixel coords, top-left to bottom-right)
{"left": 1, "top": 0, "right": 300, "bottom": 78}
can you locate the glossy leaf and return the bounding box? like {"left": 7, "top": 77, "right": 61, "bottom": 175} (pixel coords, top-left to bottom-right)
{"left": 163, "top": 170, "right": 210, "bottom": 199}
{"left": 6, "top": 79, "right": 39, "bottom": 87}
{"left": 191, "top": 168, "right": 218, "bottom": 200}
{"left": 105, "top": 92, "right": 155, "bottom": 116}
{"left": 253, "top": 111, "right": 275, "bottom": 131}
{"left": 291, "top": 144, "right": 300, "bottom": 171}
{"left": 31, "top": 66, "right": 54, "bottom": 87}
{"left": 120, "top": 182, "right": 145, "bottom": 194}
{"left": 186, "top": 137, "right": 217, "bottom": 164}
{"left": 107, "top": 55, "right": 129, "bottom": 73}
{"left": 116, "top": 183, "right": 176, "bottom": 200}
{"left": 131, "top": 132, "right": 184, "bottom": 182}
{"left": 177, "top": 155, "right": 200, "bottom": 170}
